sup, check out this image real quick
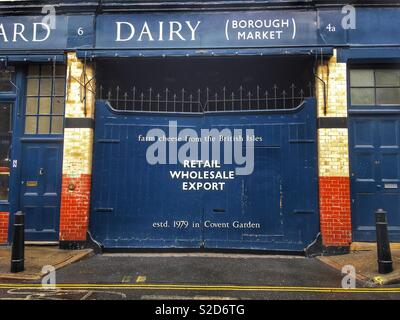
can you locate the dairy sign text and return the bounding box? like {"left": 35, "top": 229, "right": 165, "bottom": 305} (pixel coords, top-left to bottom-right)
{"left": 96, "top": 11, "right": 318, "bottom": 49}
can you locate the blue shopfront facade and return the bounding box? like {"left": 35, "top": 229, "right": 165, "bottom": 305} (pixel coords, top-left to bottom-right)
{"left": 0, "top": 1, "right": 400, "bottom": 252}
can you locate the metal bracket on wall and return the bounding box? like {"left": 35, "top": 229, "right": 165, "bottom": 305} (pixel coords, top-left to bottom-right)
{"left": 313, "top": 48, "right": 328, "bottom": 116}
{"left": 67, "top": 53, "right": 96, "bottom": 117}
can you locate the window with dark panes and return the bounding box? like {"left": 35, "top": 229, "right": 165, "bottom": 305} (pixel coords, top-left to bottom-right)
{"left": 0, "top": 68, "right": 15, "bottom": 92}
{"left": 350, "top": 68, "right": 400, "bottom": 106}
{"left": 0, "top": 103, "right": 12, "bottom": 201}
{"left": 25, "top": 64, "right": 66, "bottom": 135}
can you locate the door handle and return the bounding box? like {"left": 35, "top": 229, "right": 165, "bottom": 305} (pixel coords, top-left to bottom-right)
{"left": 39, "top": 168, "right": 44, "bottom": 176}
{"left": 377, "top": 184, "right": 382, "bottom": 189}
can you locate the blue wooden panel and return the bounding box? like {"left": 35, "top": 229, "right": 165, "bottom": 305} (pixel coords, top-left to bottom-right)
{"left": 349, "top": 116, "right": 400, "bottom": 242}
{"left": 90, "top": 99, "right": 319, "bottom": 250}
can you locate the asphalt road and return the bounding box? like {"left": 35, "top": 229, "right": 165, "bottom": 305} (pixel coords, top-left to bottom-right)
{"left": 0, "top": 253, "right": 399, "bottom": 300}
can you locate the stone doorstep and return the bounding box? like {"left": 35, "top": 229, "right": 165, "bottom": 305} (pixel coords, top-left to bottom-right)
{"left": 0, "top": 247, "right": 93, "bottom": 281}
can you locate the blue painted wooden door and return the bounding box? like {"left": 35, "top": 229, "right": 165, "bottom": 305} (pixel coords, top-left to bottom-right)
{"left": 201, "top": 112, "right": 318, "bottom": 250}
{"left": 349, "top": 115, "right": 400, "bottom": 242}
{"left": 20, "top": 142, "right": 62, "bottom": 241}
{"left": 90, "top": 99, "right": 319, "bottom": 250}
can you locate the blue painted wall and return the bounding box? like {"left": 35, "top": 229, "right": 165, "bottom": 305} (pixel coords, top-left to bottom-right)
{"left": 0, "top": 7, "right": 399, "bottom": 51}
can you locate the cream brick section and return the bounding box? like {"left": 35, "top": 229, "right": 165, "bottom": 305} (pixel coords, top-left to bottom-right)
{"left": 63, "top": 52, "right": 95, "bottom": 177}
{"left": 65, "top": 52, "right": 95, "bottom": 118}
{"left": 316, "top": 49, "right": 348, "bottom": 118}
{"left": 63, "top": 128, "right": 93, "bottom": 176}
{"left": 318, "top": 128, "right": 349, "bottom": 177}
{"left": 317, "top": 49, "right": 349, "bottom": 177}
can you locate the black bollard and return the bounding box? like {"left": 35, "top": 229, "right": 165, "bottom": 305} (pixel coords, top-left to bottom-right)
{"left": 10, "top": 211, "right": 25, "bottom": 273}
{"left": 375, "top": 209, "right": 393, "bottom": 274}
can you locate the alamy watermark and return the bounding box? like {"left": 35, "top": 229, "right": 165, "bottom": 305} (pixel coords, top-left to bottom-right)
{"left": 41, "top": 5, "right": 57, "bottom": 30}
{"left": 341, "top": 265, "right": 356, "bottom": 289}
{"left": 143, "top": 121, "right": 256, "bottom": 176}
{"left": 41, "top": 265, "right": 56, "bottom": 289}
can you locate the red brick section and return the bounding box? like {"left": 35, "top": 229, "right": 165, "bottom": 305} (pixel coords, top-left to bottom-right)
{"left": 0, "top": 212, "right": 9, "bottom": 244}
{"left": 319, "top": 176, "right": 352, "bottom": 247}
{"left": 59, "top": 174, "right": 91, "bottom": 241}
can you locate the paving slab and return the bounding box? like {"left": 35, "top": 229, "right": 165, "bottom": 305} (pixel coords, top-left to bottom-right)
{"left": 318, "top": 249, "right": 400, "bottom": 286}
{"left": 0, "top": 245, "right": 93, "bottom": 281}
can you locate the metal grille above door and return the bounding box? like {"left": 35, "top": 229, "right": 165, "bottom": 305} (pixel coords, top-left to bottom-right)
{"left": 97, "top": 83, "right": 314, "bottom": 113}
{"left": 95, "top": 56, "right": 316, "bottom": 113}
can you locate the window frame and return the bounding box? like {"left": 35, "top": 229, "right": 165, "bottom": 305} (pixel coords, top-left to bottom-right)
{"left": 23, "top": 64, "right": 66, "bottom": 136}
{"left": 0, "top": 101, "right": 13, "bottom": 205}
{"left": 349, "top": 65, "right": 400, "bottom": 108}
{"left": 0, "top": 67, "right": 16, "bottom": 205}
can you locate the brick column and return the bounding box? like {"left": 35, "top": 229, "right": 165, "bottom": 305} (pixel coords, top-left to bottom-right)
{"left": 59, "top": 52, "right": 95, "bottom": 249}
{"left": 316, "top": 50, "right": 352, "bottom": 254}
{"left": 0, "top": 212, "right": 9, "bottom": 244}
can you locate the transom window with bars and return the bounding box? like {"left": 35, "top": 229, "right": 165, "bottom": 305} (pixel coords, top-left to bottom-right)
{"left": 350, "top": 68, "right": 400, "bottom": 106}
{"left": 25, "top": 64, "right": 66, "bottom": 135}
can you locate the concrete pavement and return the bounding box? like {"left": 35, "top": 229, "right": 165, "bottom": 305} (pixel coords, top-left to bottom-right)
{"left": 318, "top": 249, "right": 400, "bottom": 286}
{"left": 0, "top": 245, "right": 92, "bottom": 280}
